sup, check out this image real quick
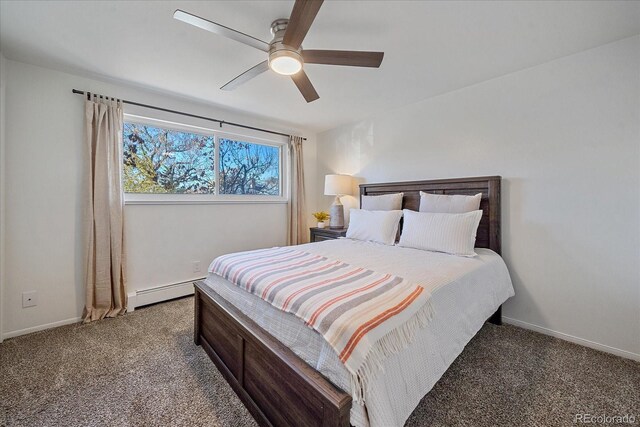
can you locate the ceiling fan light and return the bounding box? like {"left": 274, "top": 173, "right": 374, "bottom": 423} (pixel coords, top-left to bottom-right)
{"left": 270, "top": 55, "right": 302, "bottom": 75}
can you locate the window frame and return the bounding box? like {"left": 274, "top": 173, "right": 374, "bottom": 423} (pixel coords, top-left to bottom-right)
{"left": 123, "top": 114, "right": 289, "bottom": 205}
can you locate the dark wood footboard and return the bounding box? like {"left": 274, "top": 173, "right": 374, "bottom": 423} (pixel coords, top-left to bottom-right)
{"left": 194, "top": 281, "right": 352, "bottom": 427}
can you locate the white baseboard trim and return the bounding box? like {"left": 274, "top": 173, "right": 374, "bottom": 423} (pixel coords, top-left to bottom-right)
{"left": 2, "top": 279, "right": 201, "bottom": 340}
{"left": 131, "top": 278, "right": 201, "bottom": 309}
{"left": 126, "top": 292, "right": 137, "bottom": 312}
{"left": 503, "top": 316, "right": 640, "bottom": 362}
{"left": 3, "top": 316, "right": 82, "bottom": 340}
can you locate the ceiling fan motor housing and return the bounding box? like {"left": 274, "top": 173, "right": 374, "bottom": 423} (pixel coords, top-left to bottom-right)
{"left": 269, "top": 19, "right": 304, "bottom": 72}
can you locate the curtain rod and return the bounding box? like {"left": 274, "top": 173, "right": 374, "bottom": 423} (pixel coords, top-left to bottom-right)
{"left": 71, "top": 89, "right": 306, "bottom": 141}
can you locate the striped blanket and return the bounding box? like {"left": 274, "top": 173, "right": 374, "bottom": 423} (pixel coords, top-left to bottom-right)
{"left": 210, "top": 247, "right": 434, "bottom": 402}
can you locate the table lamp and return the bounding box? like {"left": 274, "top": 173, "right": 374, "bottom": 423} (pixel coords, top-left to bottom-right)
{"left": 324, "top": 174, "right": 352, "bottom": 229}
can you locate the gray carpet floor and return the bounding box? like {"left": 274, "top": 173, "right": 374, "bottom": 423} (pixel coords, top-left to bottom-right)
{"left": 1, "top": 296, "right": 638, "bottom": 427}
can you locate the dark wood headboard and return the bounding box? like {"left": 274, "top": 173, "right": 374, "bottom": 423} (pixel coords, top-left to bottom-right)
{"left": 359, "top": 176, "right": 501, "bottom": 254}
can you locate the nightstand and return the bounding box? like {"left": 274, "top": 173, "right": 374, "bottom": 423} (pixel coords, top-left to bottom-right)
{"left": 310, "top": 227, "right": 347, "bottom": 242}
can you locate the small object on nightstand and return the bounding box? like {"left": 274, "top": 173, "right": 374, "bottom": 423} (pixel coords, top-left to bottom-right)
{"left": 310, "top": 227, "right": 348, "bottom": 243}
{"left": 312, "top": 211, "right": 330, "bottom": 229}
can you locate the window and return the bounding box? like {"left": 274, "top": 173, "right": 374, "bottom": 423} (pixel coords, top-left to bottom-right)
{"left": 122, "top": 115, "right": 286, "bottom": 203}
{"left": 123, "top": 122, "right": 215, "bottom": 194}
{"left": 219, "top": 138, "right": 280, "bottom": 196}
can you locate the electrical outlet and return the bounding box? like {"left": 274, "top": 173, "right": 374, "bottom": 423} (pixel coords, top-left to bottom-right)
{"left": 193, "top": 261, "right": 201, "bottom": 273}
{"left": 22, "top": 291, "right": 38, "bottom": 308}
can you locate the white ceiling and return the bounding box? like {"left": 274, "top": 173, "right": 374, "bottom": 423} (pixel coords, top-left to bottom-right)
{"left": 1, "top": 1, "right": 639, "bottom": 133}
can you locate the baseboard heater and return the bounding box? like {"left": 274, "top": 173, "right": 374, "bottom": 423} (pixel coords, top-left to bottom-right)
{"left": 129, "top": 278, "right": 204, "bottom": 311}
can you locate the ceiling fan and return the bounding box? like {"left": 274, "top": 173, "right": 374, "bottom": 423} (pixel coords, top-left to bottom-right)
{"left": 173, "top": 0, "right": 384, "bottom": 103}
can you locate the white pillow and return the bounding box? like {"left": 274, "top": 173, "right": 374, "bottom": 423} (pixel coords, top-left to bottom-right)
{"left": 419, "top": 192, "right": 482, "bottom": 213}
{"left": 398, "top": 209, "right": 482, "bottom": 257}
{"left": 346, "top": 209, "right": 403, "bottom": 246}
{"left": 361, "top": 193, "right": 403, "bottom": 211}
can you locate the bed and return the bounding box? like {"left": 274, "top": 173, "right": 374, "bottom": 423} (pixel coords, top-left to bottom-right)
{"left": 193, "top": 176, "right": 514, "bottom": 427}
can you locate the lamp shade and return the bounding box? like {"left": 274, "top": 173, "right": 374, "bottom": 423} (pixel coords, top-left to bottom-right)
{"left": 324, "top": 174, "right": 352, "bottom": 196}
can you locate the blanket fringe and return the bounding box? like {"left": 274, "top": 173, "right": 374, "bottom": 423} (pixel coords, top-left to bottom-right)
{"left": 349, "top": 300, "right": 435, "bottom": 405}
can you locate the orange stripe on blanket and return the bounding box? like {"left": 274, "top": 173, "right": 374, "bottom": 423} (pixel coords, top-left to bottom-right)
{"left": 259, "top": 261, "right": 341, "bottom": 299}
{"left": 218, "top": 248, "right": 291, "bottom": 277}
{"left": 214, "top": 247, "right": 286, "bottom": 275}
{"left": 281, "top": 268, "right": 364, "bottom": 311}
{"left": 339, "top": 286, "right": 424, "bottom": 363}
{"left": 230, "top": 251, "right": 311, "bottom": 283}
{"left": 244, "top": 255, "right": 322, "bottom": 290}
{"left": 307, "top": 274, "right": 392, "bottom": 327}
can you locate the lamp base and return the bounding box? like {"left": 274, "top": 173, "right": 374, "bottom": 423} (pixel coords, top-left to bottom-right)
{"left": 329, "top": 197, "right": 345, "bottom": 229}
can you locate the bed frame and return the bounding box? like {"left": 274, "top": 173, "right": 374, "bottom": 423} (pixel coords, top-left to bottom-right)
{"left": 194, "top": 176, "right": 502, "bottom": 427}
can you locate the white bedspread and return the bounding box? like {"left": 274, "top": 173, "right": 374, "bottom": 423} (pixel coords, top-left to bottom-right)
{"left": 202, "top": 238, "right": 514, "bottom": 427}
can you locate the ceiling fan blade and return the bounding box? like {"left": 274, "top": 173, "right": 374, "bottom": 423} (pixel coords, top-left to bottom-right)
{"left": 282, "top": 0, "right": 324, "bottom": 49}
{"left": 174, "top": 9, "right": 270, "bottom": 52}
{"left": 291, "top": 70, "right": 320, "bottom": 103}
{"left": 303, "top": 50, "right": 384, "bottom": 68}
{"left": 221, "top": 61, "right": 270, "bottom": 90}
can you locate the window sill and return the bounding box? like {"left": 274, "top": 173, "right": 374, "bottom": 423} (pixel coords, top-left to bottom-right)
{"left": 124, "top": 196, "right": 289, "bottom": 205}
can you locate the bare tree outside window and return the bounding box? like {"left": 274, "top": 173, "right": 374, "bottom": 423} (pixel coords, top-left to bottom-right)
{"left": 122, "top": 121, "right": 282, "bottom": 197}
{"left": 219, "top": 138, "right": 280, "bottom": 195}
{"left": 123, "top": 123, "right": 215, "bottom": 194}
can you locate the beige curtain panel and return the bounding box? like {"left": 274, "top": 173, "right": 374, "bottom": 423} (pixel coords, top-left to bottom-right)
{"left": 287, "top": 136, "right": 307, "bottom": 245}
{"left": 83, "top": 95, "right": 127, "bottom": 322}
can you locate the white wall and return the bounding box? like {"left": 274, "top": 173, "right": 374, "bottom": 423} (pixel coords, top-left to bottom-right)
{"left": 316, "top": 36, "right": 640, "bottom": 360}
{"left": 2, "top": 58, "right": 317, "bottom": 338}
